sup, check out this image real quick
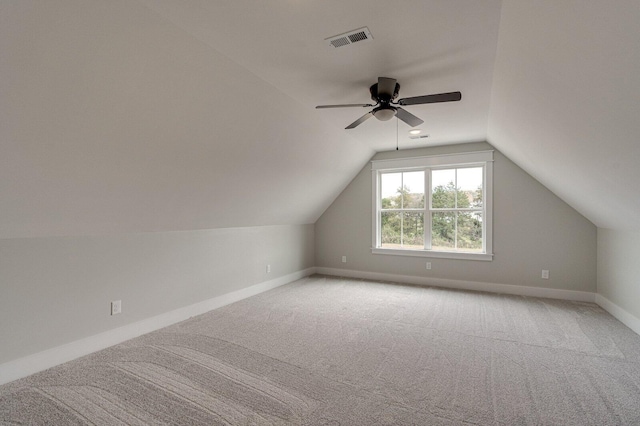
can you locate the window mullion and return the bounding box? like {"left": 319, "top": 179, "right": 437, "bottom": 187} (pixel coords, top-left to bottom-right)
{"left": 454, "top": 168, "right": 458, "bottom": 210}
{"left": 400, "top": 172, "right": 404, "bottom": 247}
{"left": 454, "top": 211, "right": 458, "bottom": 250}
{"left": 426, "top": 168, "right": 431, "bottom": 250}
{"left": 400, "top": 210, "right": 404, "bottom": 247}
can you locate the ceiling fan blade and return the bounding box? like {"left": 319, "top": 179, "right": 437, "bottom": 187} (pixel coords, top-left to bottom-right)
{"left": 316, "top": 103, "right": 374, "bottom": 109}
{"left": 396, "top": 107, "right": 424, "bottom": 127}
{"left": 378, "top": 77, "right": 397, "bottom": 98}
{"left": 397, "top": 91, "right": 462, "bottom": 106}
{"left": 345, "top": 111, "right": 373, "bottom": 129}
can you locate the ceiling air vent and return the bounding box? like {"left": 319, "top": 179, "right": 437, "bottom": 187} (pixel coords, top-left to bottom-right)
{"left": 326, "top": 27, "right": 373, "bottom": 48}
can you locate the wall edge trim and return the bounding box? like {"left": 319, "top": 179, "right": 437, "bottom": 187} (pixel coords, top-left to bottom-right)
{"left": 315, "top": 267, "right": 596, "bottom": 302}
{"left": 595, "top": 294, "right": 640, "bottom": 336}
{"left": 0, "top": 267, "right": 316, "bottom": 386}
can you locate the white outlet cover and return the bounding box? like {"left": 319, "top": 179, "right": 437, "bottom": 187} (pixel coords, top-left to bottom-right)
{"left": 426, "top": 262, "right": 432, "bottom": 270}
{"left": 541, "top": 270, "right": 550, "bottom": 279}
{"left": 111, "top": 300, "right": 122, "bottom": 315}
{"left": 341, "top": 256, "right": 347, "bottom": 263}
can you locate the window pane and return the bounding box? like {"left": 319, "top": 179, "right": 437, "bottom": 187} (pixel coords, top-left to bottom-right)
{"left": 432, "top": 212, "right": 455, "bottom": 250}
{"left": 402, "top": 171, "right": 425, "bottom": 208}
{"left": 457, "top": 212, "right": 483, "bottom": 252}
{"left": 381, "top": 211, "right": 401, "bottom": 247}
{"left": 402, "top": 212, "right": 424, "bottom": 249}
{"left": 381, "top": 173, "right": 401, "bottom": 209}
{"left": 457, "top": 167, "right": 483, "bottom": 208}
{"left": 431, "top": 169, "right": 456, "bottom": 208}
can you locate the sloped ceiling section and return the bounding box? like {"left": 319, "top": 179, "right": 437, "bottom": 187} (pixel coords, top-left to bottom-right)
{"left": 488, "top": 0, "right": 640, "bottom": 230}
{"left": 0, "top": 0, "right": 372, "bottom": 238}
{"left": 140, "top": 0, "right": 502, "bottom": 151}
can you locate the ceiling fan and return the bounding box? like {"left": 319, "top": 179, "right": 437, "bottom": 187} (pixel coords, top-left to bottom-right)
{"left": 316, "top": 77, "right": 461, "bottom": 129}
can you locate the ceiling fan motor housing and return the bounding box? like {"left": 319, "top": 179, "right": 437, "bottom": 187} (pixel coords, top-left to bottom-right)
{"left": 370, "top": 82, "right": 400, "bottom": 103}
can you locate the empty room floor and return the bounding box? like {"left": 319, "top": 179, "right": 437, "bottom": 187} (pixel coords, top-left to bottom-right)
{"left": 2, "top": 275, "right": 640, "bottom": 425}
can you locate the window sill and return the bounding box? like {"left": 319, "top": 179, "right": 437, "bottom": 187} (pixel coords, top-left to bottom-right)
{"left": 371, "top": 247, "right": 493, "bottom": 261}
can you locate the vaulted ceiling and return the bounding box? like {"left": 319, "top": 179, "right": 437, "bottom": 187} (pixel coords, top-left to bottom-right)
{"left": 1, "top": 0, "right": 638, "bottom": 238}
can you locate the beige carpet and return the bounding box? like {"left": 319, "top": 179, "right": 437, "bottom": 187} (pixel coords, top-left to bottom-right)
{"left": 2, "top": 274, "right": 640, "bottom": 425}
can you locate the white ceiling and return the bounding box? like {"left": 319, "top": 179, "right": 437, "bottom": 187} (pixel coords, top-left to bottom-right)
{"left": 1, "top": 0, "right": 638, "bottom": 238}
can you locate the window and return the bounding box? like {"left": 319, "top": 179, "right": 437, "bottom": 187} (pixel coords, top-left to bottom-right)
{"left": 372, "top": 151, "right": 493, "bottom": 261}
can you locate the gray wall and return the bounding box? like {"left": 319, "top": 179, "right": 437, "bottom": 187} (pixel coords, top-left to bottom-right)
{"left": 0, "top": 224, "right": 314, "bottom": 364}
{"left": 597, "top": 229, "right": 640, "bottom": 320}
{"left": 315, "top": 142, "right": 596, "bottom": 292}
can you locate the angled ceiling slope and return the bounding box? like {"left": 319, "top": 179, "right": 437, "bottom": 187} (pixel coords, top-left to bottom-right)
{"left": 0, "top": 0, "right": 373, "bottom": 238}
{"left": 488, "top": 0, "right": 640, "bottom": 231}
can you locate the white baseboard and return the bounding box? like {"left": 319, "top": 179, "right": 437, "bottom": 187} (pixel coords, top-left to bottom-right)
{"left": 315, "top": 267, "right": 596, "bottom": 303}
{"left": 9, "top": 267, "right": 631, "bottom": 387}
{"left": 0, "top": 267, "right": 315, "bottom": 386}
{"left": 595, "top": 294, "right": 640, "bottom": 336}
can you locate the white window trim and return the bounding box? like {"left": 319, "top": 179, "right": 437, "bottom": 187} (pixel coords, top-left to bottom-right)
{"left": 371, "top": 150, "right": 494, "bottom": 261}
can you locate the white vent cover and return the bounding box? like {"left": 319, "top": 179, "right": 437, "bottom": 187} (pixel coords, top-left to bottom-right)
{"left": 326, "top": 27, "right": 373, "bottom": 48}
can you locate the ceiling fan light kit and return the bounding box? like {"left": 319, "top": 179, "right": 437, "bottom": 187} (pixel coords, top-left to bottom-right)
{"left": 316, "top": 77, "right": 462, "bottom": 130}
{"left": 372, "top": 105, "right": 396, "bottom": 121}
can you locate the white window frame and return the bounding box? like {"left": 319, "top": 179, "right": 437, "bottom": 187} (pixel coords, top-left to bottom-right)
{"left": 371, "top": 151, "right": 493, "bottom": 261}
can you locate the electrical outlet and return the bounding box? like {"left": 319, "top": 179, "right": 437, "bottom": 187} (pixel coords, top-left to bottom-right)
{"left": 426, "top": 262, "right": 432, "bottom": 270}
{"left": 341, "top": 256, "right": 347, "bottom": 263}
{"left": 541, "top": 270, "right": 550, "bottom": 279}
{"left": 111, "top": 300, "right": 122, "bottom": 315}
{"left": 266, "top": 264, "right": 271, "bottom": 273}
